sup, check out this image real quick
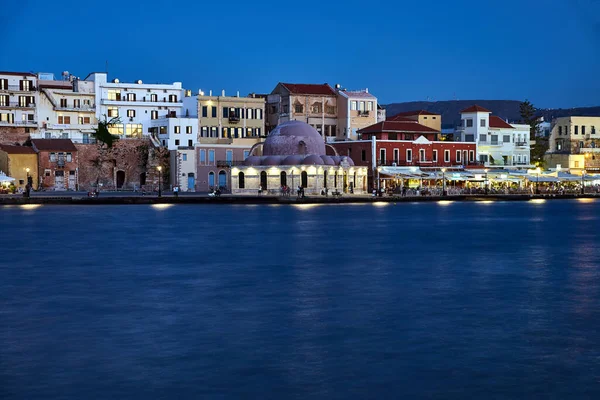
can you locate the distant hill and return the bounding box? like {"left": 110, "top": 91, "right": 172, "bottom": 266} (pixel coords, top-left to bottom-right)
{"left": 383, "top": 100, "right": 600, "bottom": 129}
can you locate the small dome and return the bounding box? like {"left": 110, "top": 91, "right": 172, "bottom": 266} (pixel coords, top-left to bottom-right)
{"left": 320, "top": 155, "right": 336, "bottom": 165}
{"left": 301, "top": 155, "right": 325, "bottom": 165}
{"left": 281, "top": 155, "right": 305, "bottom": 165}
{"left": 341, "top": 156, "right": 355, "bottom": 166}
{"left": 330, "top": 156, "right": 342, "bottom": 165}
{"left": 263, "top": 121, "right": 326, "bottom": 156}
{"left": 262, "top": 156, "right": 283, "bottom": 166}
{"left": 244, "top": 156, "right": 262, "bottom": 166}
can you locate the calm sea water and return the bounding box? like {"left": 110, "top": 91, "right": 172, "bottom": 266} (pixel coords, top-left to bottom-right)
{"left": 1, "top": 200, "right": 600, "bottom": 399}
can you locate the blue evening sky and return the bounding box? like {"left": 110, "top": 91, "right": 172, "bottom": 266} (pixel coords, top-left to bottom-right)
{"left": 1, "top": 0, "right": 598, "bottom": 108}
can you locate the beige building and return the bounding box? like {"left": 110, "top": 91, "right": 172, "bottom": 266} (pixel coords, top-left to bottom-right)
{"left": 549, "top": 116, "right": 600, "bottom": 153}
{"left": 266, "top": 83, "right": 338, "bottom": 139}
{"left": 388, "top": 110, "right": 442, "bottom": 132}
{"left": 197, "top": 91, "right": 265, "bottom": 140}
{"left": 336, "top": 89, "right": 378, "bottom": 141}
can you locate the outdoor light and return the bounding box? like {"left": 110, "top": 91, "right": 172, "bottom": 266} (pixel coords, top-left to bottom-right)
{"left": 441, "top": 168, "right": 447, "bottom": 196}
{"left": 535, "top": 167, "right": 541, "bottom": 195}
{"left": 157, "top": 165, "right": 163, "bottom": 197}
{"left": 484, "top": 168, "right": 489, "bottom": 195}
{"left": 581, "top": 169, "right": 586, "bottom": 195}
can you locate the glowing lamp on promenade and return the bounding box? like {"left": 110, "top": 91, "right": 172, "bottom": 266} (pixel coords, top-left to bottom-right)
{"left": 484, "top": 168, "right": 489, "bottom": 195}
{"left": 157, "top": 165, "right": 163, "bottom": 198}
{"left": 441, "top": 168, "right": 447, "bottom": 196}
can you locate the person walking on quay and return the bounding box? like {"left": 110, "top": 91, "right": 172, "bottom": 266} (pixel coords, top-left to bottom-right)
{"left": 173, "top": 186, "right": 179, "bottom": 198}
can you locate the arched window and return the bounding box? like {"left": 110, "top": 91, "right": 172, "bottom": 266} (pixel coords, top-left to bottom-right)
{"left": 218, "top": 170, "right": 227, "bottom": 189}
{"left": 301, "top": 171, "right": 308, "bottom": 188}
{"left": 208, "top": 171, "right": 215, "bottom": 189}
{"left": 238, "top": 172, "right": 245, "bottom": 189}
{"left": 280, "top": 171, "right": 287, "bottom": 186}
{"left": 260, "top": 171, "right": 268, "bottom": 189}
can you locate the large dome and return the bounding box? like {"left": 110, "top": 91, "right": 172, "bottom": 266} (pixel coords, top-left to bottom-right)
{"left": 263, "top": 120, "right": 326, "bottom": 156}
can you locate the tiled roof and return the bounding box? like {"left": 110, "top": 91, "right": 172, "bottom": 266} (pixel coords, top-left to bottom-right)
{"left": 386, "top": 115, "right": 419, "bottom": 122}
{"left": 341, "top": 90, "right": 376, "bottom": 99}
{"left": 489, "top": 116, "right": 514, "bottom": 129}
{"left": 461, "top": 105, "right": 492, "bottom": 113}
{"left": 0, "top": 144, "right": 36, "bottom": 154}
{"left": 358, "top": 121, "right": 440, "bottom": 134}
{"left": 31, "top": 139, "right": 77, "bottom": 152}
{"left": 280, "top": 83, "right": 337, "bottom": 96}
{"left": 390, "top": 110, "right": 439, "bottom": 117}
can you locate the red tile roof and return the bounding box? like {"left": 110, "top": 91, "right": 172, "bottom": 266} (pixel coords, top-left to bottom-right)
{"left": 280, "top": 83, "right": 337, "bottom": 96}
{"left": 390, "top": 110, "right": 439, "bottom": 117}
{"left": 0, "top": 144, "right": 36, "bottom": 154}
{"left": 489, "top": 116, "right": 514, "bottom": 129}
{"left": 31, "top": 139, "right": 77, "bottom": 152}
{"left": 461, "top": 105, "right": 492, "bottom": 113}
{"left": 358, "top": 121, "right": 440, "bottom": 134}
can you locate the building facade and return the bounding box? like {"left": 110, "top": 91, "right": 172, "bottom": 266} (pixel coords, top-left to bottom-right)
{"left": 0, "top": 71, "right": 38, "bottom": 145}
{"left": 31, "top": 139, "right": 78, "bottom": 190}
{"left": 170, "top": 147, "right": 196, "bottom": 191}
{"left": 0, "top": 144, "right": 39, "bottom": 190}
{"left": 546, "top": 116, "right": 600, "bottom": 173}
{"left": 454, "top": 105, "right": 531, "bottom": 167}
{"left": 388, "top": 110, "right": 442, "bottom": 133}
{"left": 267, "top": 83, "right": 338, "bottom": 139}
{"left": 336, "top": 88, "right": 378, "bottom": 141}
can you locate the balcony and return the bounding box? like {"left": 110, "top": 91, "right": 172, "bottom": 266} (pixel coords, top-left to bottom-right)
{"left": 217, "top": 160, "right": 246, "bottom": 167}
{"left": 515, "top": 141, "right": 528, "bottom": 147}
{"left": 0, "top": 102, "right": 36, "bottom": 109}
{"left": 377, "top": 159, "right": 482, "bottom": 168}
{"left": 228, "top": 115, "right": 240, "bottom": 123}
{"left": 101, "top": 98, "right": 183, "bottom": 106}
{"left": 54, "top": 105, "right": 95, "bottom": 112}
{"left": 0, "top": 85, "right": 37, "bottom": 92}
{"left": 45, "top": 123, "right": 96, "bottom": 131}
{"left": 358, "top": 110, "right": 370, "bottom": 117}
{"left": 0, "top": 120, "right": 37, "bottom": 126}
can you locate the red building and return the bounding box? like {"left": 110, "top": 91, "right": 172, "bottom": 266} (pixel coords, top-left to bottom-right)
{"left": 31, "top": 139, "right": 79, "bottom": 190}
{"left": 331, "top": 118, "right": 477, "bottom": 188}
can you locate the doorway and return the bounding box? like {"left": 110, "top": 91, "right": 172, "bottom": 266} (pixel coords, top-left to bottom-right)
{"left": 140, "top": 172, "right": 146, "bottom": 186}
{"left": 301, "top": 171, "right": 308, "bottom": 188}
{"left": 260, "top": 171, "right": 268, "bottom": 189}
{"left": 187, "top": 173, "right": 195, "bottom": 191}
{"left": 218, "top": 170, "right": 227, "bottom": 189}
{"left": 116, "top": 170, "right": 125, "bottom": 189}
{"left": 54, "top": 171, "right": 65, "bottom": 190}
{"left": 68, "top": 171, "right": 76, "bottom": 190}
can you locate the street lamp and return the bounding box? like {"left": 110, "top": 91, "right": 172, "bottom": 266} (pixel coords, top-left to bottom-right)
{"left": 484, "top": 168, "right": 489, "bottom": 195}
{"left": 441, "top": 168, "right": 447, "bottom": 196}
{"left": 377, "top": 166, "right": 381, "bottom": 193}
{"left": 535, "top": 167, "right": 541, "bottom": 195}
{"left": 581, "top": 169, "right": 586, "bottom": 195}
{"left": 157, "top": 165, "right": 162, "bottom": 197}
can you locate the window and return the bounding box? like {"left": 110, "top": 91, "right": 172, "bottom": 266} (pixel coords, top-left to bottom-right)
{"left": 0, "top": 95, "right": 7, "bottom": 106}
{"left": 256, "top": 109, "right": 262, "bottom": 119}
{"left": 256, "top": 127, "right": 261, "bottom": 136}
{"left": 108, "top": 107, "right": 118, "bottom": 117}
{"left": 20, "top": 80, "right": 32, "bottom": 91}
{"left": 66, "top": 153, "right": 72, "bottom": 162}
{"left": 238, "top": 172, "right": 245, "bottom": 189}
{"left": 503, "top": 135, "right": 510, "bottom": 143}
{"left": 469, "top": 151, "right": 474, "bottom": 162}
{"left": 175, "top": 140, "right": 180, "bottom": 146}
{"left": 0, "top": 79, "right": 7, "bottom": 90}
{"left": 466, "top": 119, "right": 473, "bottom": 128}
{"left": 593, "top": 126, "right": 597, "bottom": 135}
{"left": 491, "top": 135, "right": 498, "bottom": 144}
{"left": 188, "top": 140, "right": 192, "bottom": 146}
{"left": 226, "top": 150, "right": 233, "bottom": 163}
{"left": 295, "top": 103, "right": 303, "bottom": 113}
{"left": 406, "top": 149, "right": 412, "bottom": 162}
{"left": 58, "top": 115, "right": 71, "bottom": 124}
{"left": 574, "top": 160, "right": 580, "bottom": 168}
{"left": 582, "top": 126, "right": 586, "bottom": 135}
{"left": 361, "top": 150, "right": 366, "bottom": 161}
{"left": 465, "top": 134, "right": 475, "bottom": 142}
{"left": 379, "top": 149, "right": 386, "bottom": 163}
{"left": 150, "top": 94, "right": 157, "bottom": 102}
{"left": 174, "top": 126, "right": 180, "bottom": 134}
{"left": 480, "top": 134, "right": 487, "bottom": 142}
{"left": 223, "top": 127, "right": 229, "bottom": 138}
{"left": 108, "top": 90, "right": 121, "bottom": 101}
{"left": 367, "top": 102, "right": 373, "bottom": 111}
{"left": 246, "top": 128, "right": 252, "bottom": 137}
{"left": 211, "top": 106, "right": 217, "bottom": 118}
{"left": 202, "top": 106, "right": 207, "bottom": 117}
{"left": 358, "top": 101, "right": 365, "bottom": 111}
{"left": 223, "top": 107, "right": 229, "bottom": 118}
{"left": 480, "top": 119, "right": 486, "bottom": 127}
{"left": 50, "top": 153, "right": 56, "bottom": 162}
{"left": 574, "top": 126, "right": 579, "bottom": 135}
{"left": 208, "top": 149, "right": 215, "bottom": 163}
{"left": 151, "top": 110, "right": 158, "bottom": 119}
{"left": 60, "top": 98, "right": 68, "bottom": 107}
{"left": 168, "top": 94, "right": 178, "bottom": 102}
{"left": 201, "top": 126, "right": 208, "bottom": 137}
{"left": 125, "top": 124, "right": 142, "bottom": 136}
{"left": 210, "top": 127, "right": 217, "bottom": 137}
{"left": 351, "top": 101, "right": 357, "bottom": 111}
{"left": 243, "top": 150, "right": 250, "bottom": 159}
{"left": 200, "top": 150, "right": 206, "bottom": 163}
{"left": 420, "top": 149, "right": 426, "bottom": 161}
{"left": 127, "top": 93, "right": 136, "bottom": 101}
{"left": 186, "top": 126, "right": 192, "bottom": 134}
{"left": 558, "top": 126, "right": 562, "bottom": 135}
{"left": 108, "top": 124, "right": 124, "bottom": 136}
{"left": 127, "top": 109, "right": 135, "bottom": 118}
{"left": 326, "top": 105, "right": 335, "bottom": 114}
{"left": 444, "top": 150, "right": 450, "bottom": 162}
{"left": 310, "top": 103, "right": 322, "bottom": 114}
{"left": 432, "top": 150, "right": 438, "bottom": 162}
{"left": 78, "top": 116, "right": 91, "bottom": 124}
{"left": 393, "top": 148, "right": 399, "bottom": 163}
{"left": 182, "top": 154, "right": 187, "bottom": 161}
{"left": 159, "top": 126, "right": 167, "bottom": 134}
{"left": 247, "top": 109, "right": 254, "bottom": 119}
{"left": 456, "top": 150, "right": 461, "bottom": 163}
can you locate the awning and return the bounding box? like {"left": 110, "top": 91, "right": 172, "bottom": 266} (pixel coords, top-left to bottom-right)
{"left": 0, "top": 175, "right": 15, "bottom": 183}
{"left": 379, "top": 166, "right": 427, "bottom": 178}
{"left": 527, "top": 175, "right": 559, "bottom": 182}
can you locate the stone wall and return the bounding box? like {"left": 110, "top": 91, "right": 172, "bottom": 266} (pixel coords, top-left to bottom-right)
{"left": 0, "top": 127, "right": 30, "bottom": 145}
{"left": 75, "top": 139, "right": 152, "bottom": 191}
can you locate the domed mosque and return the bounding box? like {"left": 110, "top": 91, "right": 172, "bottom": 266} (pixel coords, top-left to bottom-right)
{"left": 231, "top": 120, "right": 368, "bottom": 195}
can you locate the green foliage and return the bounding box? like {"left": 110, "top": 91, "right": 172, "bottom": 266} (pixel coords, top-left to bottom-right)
{"left": 93, "top": 116, "right": 121, "bottom": 148}
{"left": 519, "top": 100, "right": 540, "bottom": 140}
{"left": 531, "top": 137, "right": 549, "bottom": 168}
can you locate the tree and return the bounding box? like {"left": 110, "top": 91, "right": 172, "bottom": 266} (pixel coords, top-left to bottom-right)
{"left": 519, "top": 100, "right": 540, "bottom": 141}
{"left": 90, "top": 116, "right": 121, "bottom": 191}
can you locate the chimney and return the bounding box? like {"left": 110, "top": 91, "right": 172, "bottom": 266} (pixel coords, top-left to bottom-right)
{"left": 221, "top": 89, "right": 225, "bottom": 97}
{"left": 236, "top": 91, "right": 240, "bottom": 97}
{"left": 209, "top": 90, "right": 212, "bottom": 96}
{"left": 365, "top": 88, "right": 368, "bottom": 93}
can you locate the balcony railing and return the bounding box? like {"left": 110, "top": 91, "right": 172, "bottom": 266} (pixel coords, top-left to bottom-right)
{"left": 217, "top": 160, "right": 246, "bottom": 167}
{"left": 228, "top": 116, "right": 240, "bottom": 123}
{"left": 55, "top": 105, "right": 95, "bottom": 112}
{"left": 101, "top": 98, "right": 182, "bottom": 105}
{"left": 0, "top": 120, "right": 37, "bottom": 126}
{"left": 358, "top": 110, "right": 370, "bottom": 117}
{"left": 0, "top": 102, "right": 36, "bottom": 108}
{"left": 377, "top": 159, "right": 482, "bottom": 167}
{"left": 0, "top": 85, "right": 37, "bottom": 92}
{"left": 515, "top": 142, "right": 528, "bottom": 146}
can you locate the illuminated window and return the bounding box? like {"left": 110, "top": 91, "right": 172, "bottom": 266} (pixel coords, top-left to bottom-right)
{"left": 126, "top": 124, "right": 143, "bottom": 136}
{"left": 351, "top": 101, "right": 357, "bottom": 111}
{"left": 108, "top": 124, "right": 124, "bottom": 136}
{"left": 58, "top": 115, "right": 71, "bottom": 124}
{"left": 150, "top": 94, "right": 157, "bottom": 102}
{"left": 367, "top": 102, "right": 373, "bottom": 111}
{"left": 127, "top": 93, "right": 136, "bottom": 101}
{"left": 127, "top": 109, "right": 135, "bottom": 118}
{"left": 107, "top": 90, "right": 120, "bottom": 101}
{"left": 107, "top": 107, "right": 118, "bottom": 117}
{"left": 186, "top": 126, "right": 192, "bottom": 134}
{"left": 174, "top": 126, "right": 180, "bottom": 134}
{"left": 150, "top": 110, "right": 158, "bottom": 120}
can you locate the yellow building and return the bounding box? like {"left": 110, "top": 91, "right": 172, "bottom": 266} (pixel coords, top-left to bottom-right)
{"left": 0, "top": 144, "right": 39, "bottom": 189}
{"left": 197, "top": 91, "right": 265, "bottom": 139}
{"left": 387, "top": 110, "right": 442, "bottom": 133}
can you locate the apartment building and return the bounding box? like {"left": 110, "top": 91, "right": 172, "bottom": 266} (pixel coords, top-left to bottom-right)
{"left": 336, "top": 88, "right": 378, "bottom": 141}
{"left": 0, "top": 71, "right": 38, "bottom": 144}
{"left": 197, "top": 91, "right": 265, "bottom": 139}
{"left": 388, "top": 110, "right": 442, "bottom": 133}
{"left": 546, "top": 116, "right": 600, "bottom": 173}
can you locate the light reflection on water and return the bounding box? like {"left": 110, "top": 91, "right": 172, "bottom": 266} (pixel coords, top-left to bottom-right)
{"left": 1, "top": 200, "right": 600, "bottom": 399}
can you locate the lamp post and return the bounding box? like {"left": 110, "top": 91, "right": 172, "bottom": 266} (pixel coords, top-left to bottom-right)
{"left": 157, "top": 165, "right": 162, "bottom": 197}
{"left": 377, "top": 167, "right": 381, "bottom": 194}
{"left": 484, "top": 168, "right": 489, "bottom": 195}
{"left": 581, "top": 169, "right": 586, "bottom": 195}
{"left": 535, "top": 167, "right": 541, "bottom": 195}
{"left": 441, "top": 168, "right": 447, "bottom": 196}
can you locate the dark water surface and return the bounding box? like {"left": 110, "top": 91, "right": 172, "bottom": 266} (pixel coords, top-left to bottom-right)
{"left": 1, "top": 200, "right": 600, "bottom": 399}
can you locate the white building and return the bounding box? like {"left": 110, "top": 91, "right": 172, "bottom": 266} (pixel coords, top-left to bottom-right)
{"left": 455, "top": 105, "right": 531, "bottom": 167}
{"left": 0, "top": 71, "right": 38, "bottom": 131}
{"left": 170, "top": 147, "right": 196, "bottom": 191}
{"left": 84, "top": 72, "right": 184, "bottom": 140}
{"left": 36, "top": 73, "right": 97, "bottom": 143}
